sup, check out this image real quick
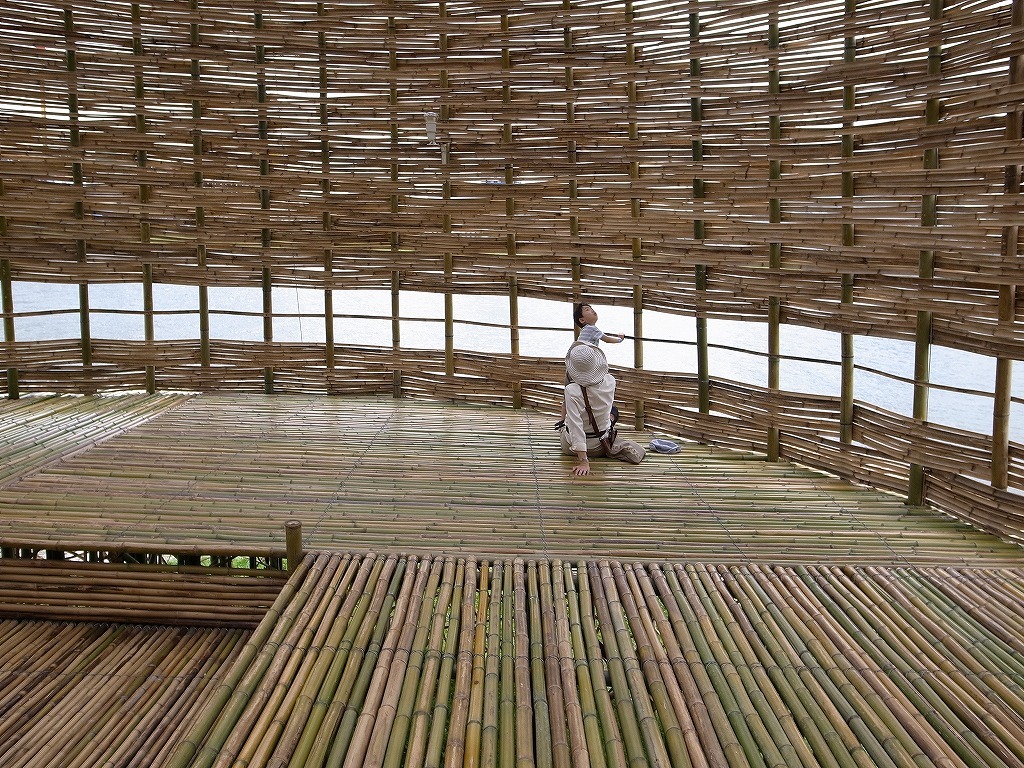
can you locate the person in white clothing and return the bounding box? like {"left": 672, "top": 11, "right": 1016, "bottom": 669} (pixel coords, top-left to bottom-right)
{"left": 558, "top": 342, "right": 645, "bottom": 475}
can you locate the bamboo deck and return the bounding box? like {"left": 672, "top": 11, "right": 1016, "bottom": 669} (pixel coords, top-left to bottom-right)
{"left": 2, "top": 393, "right": 1024, "bottom": 767}
{"left": 1, "top": 393, "right": 1022, "bottom": 566}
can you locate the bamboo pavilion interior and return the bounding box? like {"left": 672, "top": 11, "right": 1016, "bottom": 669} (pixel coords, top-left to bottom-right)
{"left": 2, "top": 0, "right": 1024, "bottom": 766}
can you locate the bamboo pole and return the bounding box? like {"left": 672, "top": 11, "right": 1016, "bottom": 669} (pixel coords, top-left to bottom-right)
{"left": 344, "top": 556, "right": 430, "bottom": 768}
{"left": 690, "top": 1, "right": 709, "bottom": 416}
{"left": 576, "top": 561, "right": 627, "bottom": 768}
{"left": 401, "top": 557, "right": 458, "bottom": 768}
{"left": 423, "top": 558, "right": 468, "bottom": 768}
{"left": 164, "top": 554, "right": 317, "bottom": 768}
{"left": 300, "top": 555, "right": 403, "bottom": 768}
{"left": 527, "top": 561, "right": 554, "bottom": 768}
{"left": 512, "top": 560, "right": 536, "bottom": 768}
{"left": 441, "top": 559, "right": 481, "bottom": 768}
{"left": 509, "top": 275, "right": 521, "bottom": 409}
{"left": 766, "top": 7, "right": 782, "bottom": 463}
{"left": 909, "top": 0, "right": 944, "bottom": 505}
{"left": 992, "top": 0, "right": 1023, "bottom": 490}
{"left": 1, "top": 256, "right": 18, "bottom": 398}
{"left": 839, "top": 0, "right": 857, "bottom": 446}
{"left": 285, "top": 520, "right": 303, "bottom": 571}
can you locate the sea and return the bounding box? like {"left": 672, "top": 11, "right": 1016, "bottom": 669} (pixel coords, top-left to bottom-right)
{"left": 5, "top": 281, "right": 1023, "bottom": 442}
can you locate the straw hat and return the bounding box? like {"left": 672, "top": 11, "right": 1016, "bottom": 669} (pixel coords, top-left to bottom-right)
{"left": 565, "top": 343, "right": 609, "bottom": 387}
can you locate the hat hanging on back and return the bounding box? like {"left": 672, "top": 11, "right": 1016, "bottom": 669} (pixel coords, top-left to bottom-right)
{"left": 565, "top": 343, "right": 609, "bottom": 387}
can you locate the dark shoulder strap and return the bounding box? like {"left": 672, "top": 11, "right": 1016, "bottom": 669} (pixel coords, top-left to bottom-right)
{"left": 580, "top": 387, "right": 615, "bottom": 453}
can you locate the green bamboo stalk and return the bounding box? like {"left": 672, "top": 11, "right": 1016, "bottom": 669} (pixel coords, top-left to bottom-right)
{"left": 347, "top": 556, "right": 432, "bottom": 768}
{"left": 610, "top": 562, "right": 690, "bottom": 767}
{"left": 588, "top": 561, "right": 662, "bottom": 768}
{"left": 527, "top": 561, "right": 554, "bottom": 768}
{"left": 165, "top": 554, "right": 318, "bottom": 768}
{"left": 576, "top": 561, "right": 627, "bottom": 768}
{"left": 440, "top": 559, "right": 483, "bottom": 768}
{"left": 692, "top": 565, "right": 819, "bottom": 768}
{"left": 741, "top": 567, "right": 908, "bottom": 768}
{"left": 479, "top": 561, "right": 503, "bottom": 768}
{"left": 277, "top": 554, "right": 393, "bottom": 768}
{"left": 550, "top": 560, "right": 590, "bottom": 765}
{"left": 498, "top": 558, "right": 516, "bottom": 768}
{"left": 666, "top": 565, "right": 768, "bottom": 768}
{"left": 422, "top": 558, "right": 468, "bottom": 768}
{"left": 511, "top": 560, "right": 536, "bottom": 767}
{"left": 226, "top": 554, "right": 355, "bottom": 768}
{"left": 379, "top": 557, "right": 446, "bottom": 768}
{"left": 639, "top": 564, "right": 731, "bottom": 768}
{"left": 700, "top": 565, "right": 842, "bottom": 768}
{"left": 320, "top": 556, "right": 409, "bottom": 768}
{"left": 560, "top": 562, "right": 608, "bottom": 768}
{"left": 400, "top": 557, "right": 458, "bottom": 768}
{"left": 828, "top": 566, "right": 1021, "bottom": 766}
{"left": 537, "top": 560, "right": 572, "bottom": 768}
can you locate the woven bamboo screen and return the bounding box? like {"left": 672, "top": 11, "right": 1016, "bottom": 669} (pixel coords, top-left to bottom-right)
{"left": 0, "top": 0, "right": 1022, "bottom": 538}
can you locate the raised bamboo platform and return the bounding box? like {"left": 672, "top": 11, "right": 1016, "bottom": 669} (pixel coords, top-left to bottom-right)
{"left": 0, "top": 392, "right": 1021, "bottom": 566}
{"left": 2, "top": 393, "right": 1024, "bottom": 767}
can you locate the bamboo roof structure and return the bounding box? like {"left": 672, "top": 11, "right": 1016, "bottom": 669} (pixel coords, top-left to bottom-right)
{"left": 2, "top": 0, "right": 1024, "bottom": 764}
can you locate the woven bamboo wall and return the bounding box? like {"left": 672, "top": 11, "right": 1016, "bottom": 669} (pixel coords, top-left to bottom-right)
{"left": 1, "top": 1, "right": 1023, "bottom": 538}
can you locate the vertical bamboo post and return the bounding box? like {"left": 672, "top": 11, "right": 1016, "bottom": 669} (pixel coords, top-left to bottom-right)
{"left": 442, "top": 6, "right": 455, "bottom": 379}
{"left": 285, "top": 520, "right": 303, "bottom": 571}
{"left": 319, "top": 2, "right": 335, "bottom": 392}
{"left": 65, "top": 8, "right": 93, "bottom": 392}
{"left": 190, "top": 1, "right": 210, "bottom": 373}
{"left": 767, "top": 9, "right": 782, "bottom": 462}
{"left": 510, "top": 275, "right": 522, "bottom": 408}
{"left": 392, "top": 271, "right": 402, "bottom": 398}
{"left": 1, "top": 256, "right": 18, "bottom": 399}
{"left": 256, "top": 10, "right": 274, "bottom": 394}
{"left": 626, "top": 2, "right": 644, "bottom": 429}
{"left": 503, "top": 10, "right": 519, "bottom": 407}
{"left": 143, "top": 264, "right": 155, "bottom": 393}
{"left": 262, "top": 266, "right": 274, "bottom": 394}
{"left": 565, "top": 3, "right": 580, "bottom": 313}
{"left": 133, "top": 5, "right": 155, "bottom": 395}
{"left": 992, "top": 0, "right": 1023, "bottom": 490}
{"left": 696, "top": 267, "right": 710, "bottom": 414}
{"left": 691, "top": 3, "right": 709, "bottom": 415}
{"left": 909, "top": 0, "right": 943, "bottom": 505}
{"left": 840, "top": 0, "right": 857, "bottom": 445}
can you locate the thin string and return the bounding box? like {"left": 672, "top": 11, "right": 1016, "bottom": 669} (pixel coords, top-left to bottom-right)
{"left": 305, "top": 401, "right": 401, "bottom": 544}
{"left": 659, "top": 446, "right": 756, "bottom": 567}
{"left": 522, "top": 408, "right": 552, "bottom": 559}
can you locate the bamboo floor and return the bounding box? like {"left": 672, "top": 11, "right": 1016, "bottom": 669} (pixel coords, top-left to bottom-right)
{"left": 2, "top": 394, "right": 1024, "bottom": 768}
{"left": 0, "top": 392, "right": 1021, "bottom": 567}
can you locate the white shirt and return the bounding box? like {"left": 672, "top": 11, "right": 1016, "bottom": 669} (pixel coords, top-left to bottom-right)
{"left": 563, "top": 374, "right": 616, "bottom": 453}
